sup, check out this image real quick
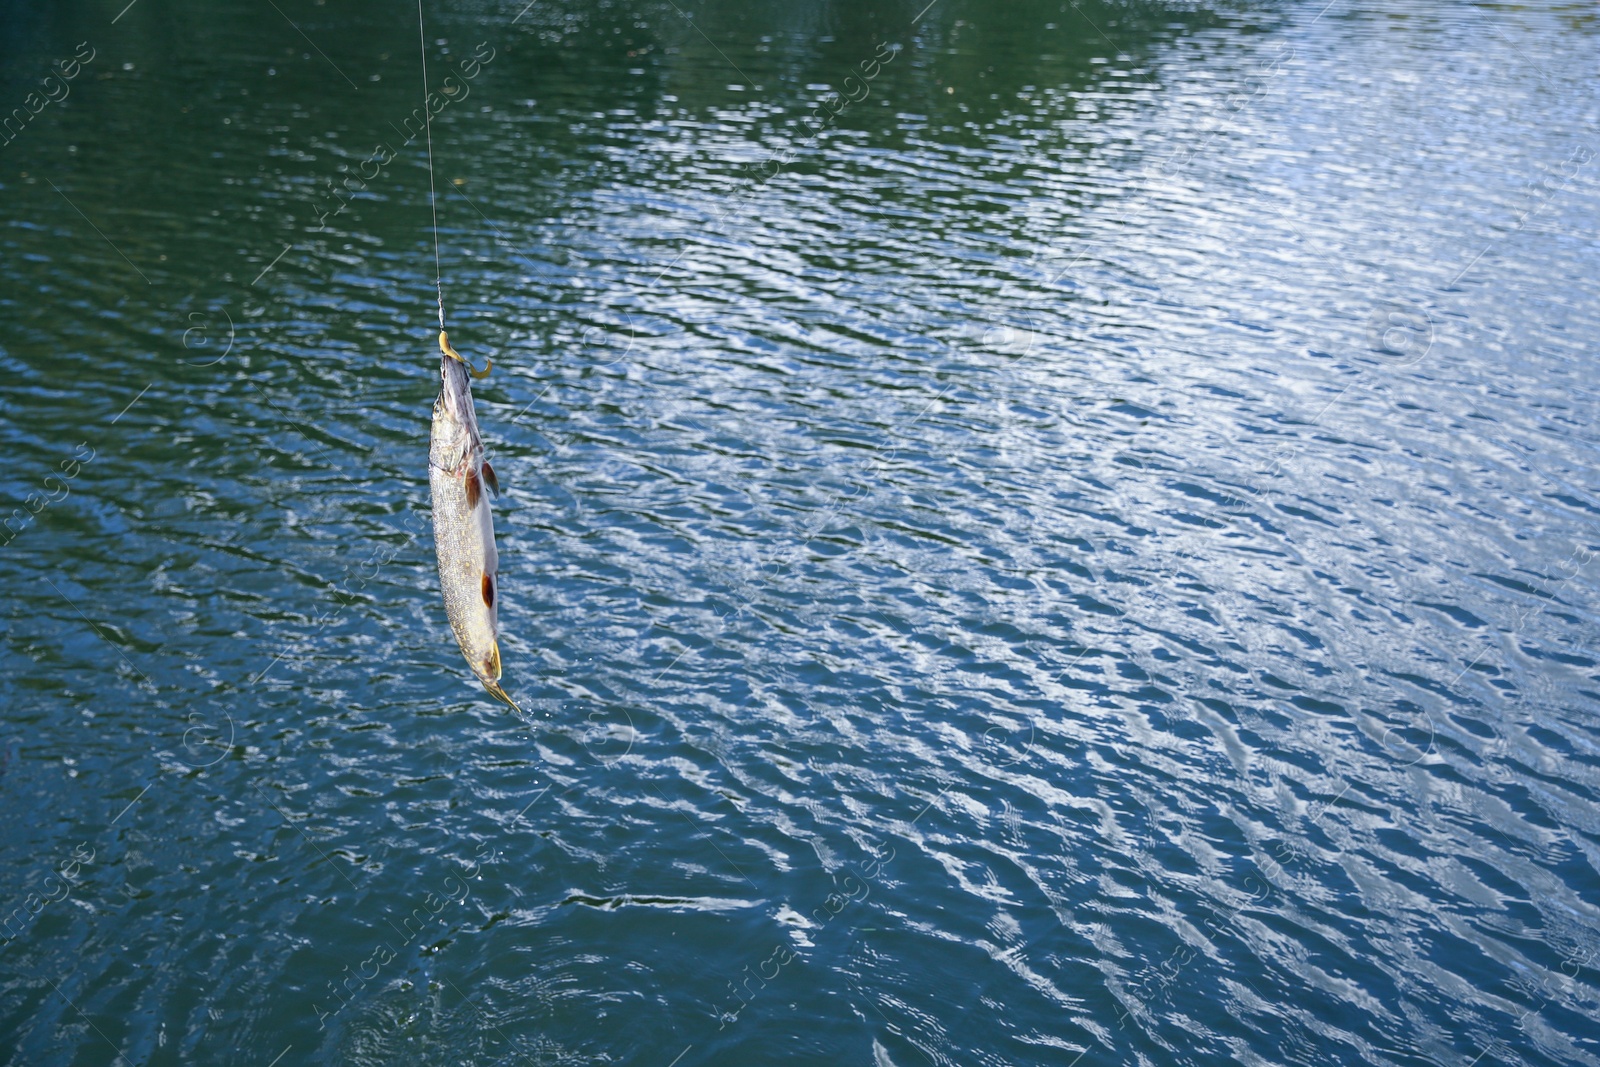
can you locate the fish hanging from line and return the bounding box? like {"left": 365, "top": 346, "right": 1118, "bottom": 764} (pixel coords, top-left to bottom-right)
{"left": 429, "top": 330, "right": 517, "bottom": 710}
{"left": 414, "top": 3, "right": 515, "bottom": 708}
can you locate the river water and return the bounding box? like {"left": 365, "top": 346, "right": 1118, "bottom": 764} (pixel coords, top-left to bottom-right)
{"left": 2, "top": 1, "right": 1598, "bottom": 1064}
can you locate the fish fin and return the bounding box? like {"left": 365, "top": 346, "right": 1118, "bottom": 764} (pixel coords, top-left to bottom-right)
{"left": 464, "top": 468, "right": 481, "bottom": 510}
{"left": 484, "top": 639, "right": 502, "bottom": 680}
{"left": 481, "top": 460, "right": 500, "bottom": 497}
{"left": 481, "top": 572, "right": 495, "bottom": 609}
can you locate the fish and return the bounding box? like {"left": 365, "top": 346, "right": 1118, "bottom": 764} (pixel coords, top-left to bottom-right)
{"left": 428, "top": 330, "right": 517, "bottom": 709}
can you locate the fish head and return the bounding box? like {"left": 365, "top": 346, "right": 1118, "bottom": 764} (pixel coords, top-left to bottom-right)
{"left": 434, "top": 353, "right": 476, "bottom": 425}
{"left": 431, "top": 354, "right": 484, "bottom": 468}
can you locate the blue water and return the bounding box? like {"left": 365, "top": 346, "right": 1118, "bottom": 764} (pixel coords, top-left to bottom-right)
{"left": 2, "top": 0, "right": 1598, "bottom": 1064}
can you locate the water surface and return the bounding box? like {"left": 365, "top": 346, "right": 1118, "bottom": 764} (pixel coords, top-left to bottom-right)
{"left": 2, "top": 1, "right": 1598, "bottom": 1065}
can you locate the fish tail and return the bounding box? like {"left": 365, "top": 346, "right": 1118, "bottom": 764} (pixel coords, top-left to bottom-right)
{"left": 482, "top": 678, "right": 521, "bottom": 712}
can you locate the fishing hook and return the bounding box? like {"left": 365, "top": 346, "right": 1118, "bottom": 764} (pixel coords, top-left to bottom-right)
{"left": 440, "top": 330, "right": 492, "bottom": 379}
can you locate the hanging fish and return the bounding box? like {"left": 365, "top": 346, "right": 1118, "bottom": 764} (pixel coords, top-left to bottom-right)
{"left": 429, "top": 330, "right": 517, "bottom": 709}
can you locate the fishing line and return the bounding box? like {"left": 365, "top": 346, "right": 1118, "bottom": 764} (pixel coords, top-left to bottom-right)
{"left": 418, "top": 0, "right": 445, "bottom": 331}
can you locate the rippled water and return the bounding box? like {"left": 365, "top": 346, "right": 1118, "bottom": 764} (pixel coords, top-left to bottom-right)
{"left": 3, "top": 0, "right": 1598, "bottom": 1064}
